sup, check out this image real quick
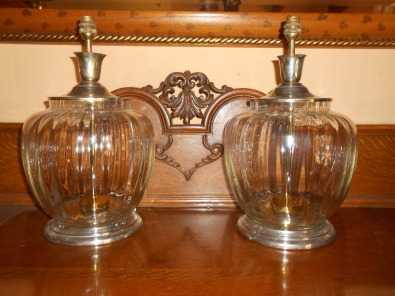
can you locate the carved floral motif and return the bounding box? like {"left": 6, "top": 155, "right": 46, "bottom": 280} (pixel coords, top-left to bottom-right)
{"left": 143, "top": 71, "right": 232, "bottom": 126}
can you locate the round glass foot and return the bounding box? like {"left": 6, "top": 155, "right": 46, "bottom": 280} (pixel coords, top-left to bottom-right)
{"left": 44, "top": 211, "right": 142, "bottom": 246}
{"left": 237, "top": 214, "right": 336, "bottom": 250}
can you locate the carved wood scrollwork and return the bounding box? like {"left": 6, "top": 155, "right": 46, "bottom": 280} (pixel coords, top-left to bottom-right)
{"left": 155, "top": 134, "right": 224, "bottom": 181}
{"left": 113, "top": 71, "right": 263, "bottom": 181}
{"left": 144, "top": 71, "right": 231, "bottom": 180}
{"left": 143, "top": 71, "right": 233, "bottom": 127}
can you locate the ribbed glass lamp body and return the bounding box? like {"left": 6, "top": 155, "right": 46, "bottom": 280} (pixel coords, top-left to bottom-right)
{"left": 21, "top": 99, "right": 154, "bottom": 245}
{"left": 224, "top": 100, "right": 357, "bottom": 249}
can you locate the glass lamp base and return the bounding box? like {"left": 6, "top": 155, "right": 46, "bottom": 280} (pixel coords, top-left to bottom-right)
{"left": 237, "top": 214, "right": 336, "bottom": 250}
{"left": 44, "top": 211, "right": 142, "bottom": 246}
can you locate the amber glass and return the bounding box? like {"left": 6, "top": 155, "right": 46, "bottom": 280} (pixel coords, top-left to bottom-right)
{"left": 224, "top": 99, "right": 357, "bottom": 249}
{"left": 22, "top": 99, "right": 154, "bottom": 245}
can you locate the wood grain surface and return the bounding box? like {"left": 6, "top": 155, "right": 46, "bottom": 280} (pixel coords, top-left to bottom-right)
{"left": 0, "top": 122, "right": 394, "bottom": 208}
{"left": 0, "top": 205, "right": 394, "bottom": 295}
{"left": 1, "top": 8, "right": 395, "bottom": 47}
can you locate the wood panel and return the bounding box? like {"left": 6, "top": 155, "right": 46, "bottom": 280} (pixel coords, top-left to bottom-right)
{"left": 348, "top": 125, "right": 395, "bottom": 207}
{"left": 0, "top": 123, "right": 394, "bottom": 208}
{"left": 0, "top": 206, "right": 394, "bottom": 295}
{"left": 1, "top": 8, "right": 395, "bottom": 47}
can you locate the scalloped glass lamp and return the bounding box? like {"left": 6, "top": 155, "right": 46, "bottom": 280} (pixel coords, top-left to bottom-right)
{"left": 223, "top": 16, "right": 357, "bottom": 250}
{"left": 21, "top": 16, "right": 154, "bottom": 246}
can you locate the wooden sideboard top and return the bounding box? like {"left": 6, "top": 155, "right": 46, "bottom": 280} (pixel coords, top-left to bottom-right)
{"left": 0, "top": 205, "right": 394, "bottom": 295}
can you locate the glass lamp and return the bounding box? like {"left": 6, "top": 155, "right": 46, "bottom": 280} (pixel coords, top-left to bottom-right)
{"left": 223, "top": 16, "right": 357, "bottom": 250}
{"left": 21, "top": 16, "right": 154, "bottom": 246}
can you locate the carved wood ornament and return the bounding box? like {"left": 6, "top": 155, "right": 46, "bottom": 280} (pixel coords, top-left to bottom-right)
{"left": 144, "top": 71, "right": 232, "bottom": 129}
{"left": 113, "top": 71, "right": 263, "bottom": 181}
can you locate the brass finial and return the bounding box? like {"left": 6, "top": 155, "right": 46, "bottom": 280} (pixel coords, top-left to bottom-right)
{"left": 283, "top": 16, "right": 302, "bottom": 57}
{"left": 263, "top": 15, "right": 314, "bottom": 99}
{"left": 78, "top": 16, "right": 97, "bottom": 53}
{"left": 50, "top": 16, "right": 117, "bottom": 100}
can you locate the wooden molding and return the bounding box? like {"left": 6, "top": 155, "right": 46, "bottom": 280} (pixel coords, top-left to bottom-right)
{"left": 1, "top": 8, "right": 395, "bottom": 47}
